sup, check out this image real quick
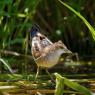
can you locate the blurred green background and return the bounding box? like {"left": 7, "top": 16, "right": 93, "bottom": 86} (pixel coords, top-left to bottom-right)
{"left": 0, "top": 0, "right": 95, "bottom": 74}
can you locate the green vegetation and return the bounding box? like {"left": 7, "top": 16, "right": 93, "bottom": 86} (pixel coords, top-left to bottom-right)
{"left": 0, "top": 0, "right": 95, "bottom": 94}
{"left": 58, "top": 0, "right": 95, "bottom": 40}
{"left": 55, "top": 73, "right": 92, "bottom": 95}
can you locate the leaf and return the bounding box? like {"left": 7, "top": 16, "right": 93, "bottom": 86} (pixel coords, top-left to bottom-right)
{"left": 58, "top": 0, "right": 95, "bottom": 41}
{"left": 55, "top": 73, "right": 64, "bottom": 95}
{"left": 63, "top": 77, "right": 92, "bottom": 95}
{"left": 0, "top": 58, "right": 13, "bottom": 74}
{"left": 55, "top": 73, "right": 92, "bottom": 95}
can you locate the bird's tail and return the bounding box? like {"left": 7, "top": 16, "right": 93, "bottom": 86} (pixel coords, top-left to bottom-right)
{"left": 30, "top": 24, "right": 40, "bottom": 38}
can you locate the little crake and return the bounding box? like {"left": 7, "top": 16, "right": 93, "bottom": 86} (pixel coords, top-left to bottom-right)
{"left": 30, "top": 24, "right": 72, "bottom": 79}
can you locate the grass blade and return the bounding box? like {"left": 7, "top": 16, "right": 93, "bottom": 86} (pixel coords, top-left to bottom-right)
{"left": 55, "top": 73, "right": 92, "bottom": 95}
{"left": 0, "top": 58, "right": 13, "bottom": 74}
{"left": 55, "top": 73, "right": 64, "bottom": 95}
{"left": 58, "top": 0, "right": 95, "bottom": 40}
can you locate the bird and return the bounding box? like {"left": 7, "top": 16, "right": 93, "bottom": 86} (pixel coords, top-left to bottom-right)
{"left": 29, "top": 24, "right": 72, "bottom": 80}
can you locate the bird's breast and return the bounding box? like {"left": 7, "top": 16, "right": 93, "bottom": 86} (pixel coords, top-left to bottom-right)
{"left": 35, "top": 49, "right": 63, "bottom": 68}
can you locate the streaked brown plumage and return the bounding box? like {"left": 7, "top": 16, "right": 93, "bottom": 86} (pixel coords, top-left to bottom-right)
{"left": 30, "top": 24, "right": 72, "bottom": 79}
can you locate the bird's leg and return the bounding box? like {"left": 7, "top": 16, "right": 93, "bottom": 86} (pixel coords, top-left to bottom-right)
{"left": 35, "top": 66, "right": 40, "bottom": 80}
{"left": 45, "top": 69, "right": 55, "bottom": 83}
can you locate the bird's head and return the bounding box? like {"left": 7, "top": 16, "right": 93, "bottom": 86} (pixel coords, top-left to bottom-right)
{"left": 56, "top": 41, "right": 73, "bottom": 56}
{"left": 30, "top": 24, "right": 40, "bottom": 38}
